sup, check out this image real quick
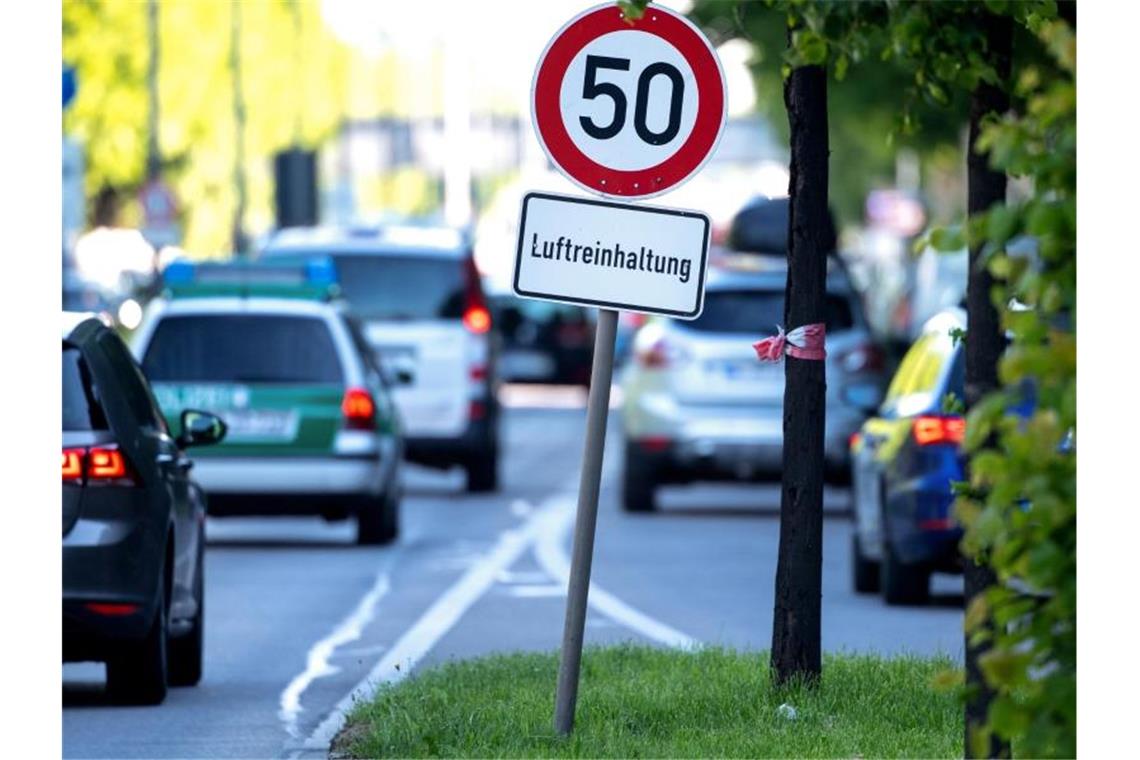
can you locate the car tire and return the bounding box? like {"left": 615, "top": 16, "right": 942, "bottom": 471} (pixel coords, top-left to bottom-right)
{"left": 881, "top": 536, "right": 930, "bottom": 606}
{"left": 107, "top": 582, "right": 168, "bottom": 705}
{"left": 621, "top": 442, "right": 657, "bottom": 513}
{"left": 465, "top": 448, "right": 499, "bottom": 493}
{"left": 168, "top": 537, "right": 204, "bottom": 687}
{"left": 357, "top": 489, "right": 399, "bottom": 546}
{"left": 851, "top": 532, "right": 880, "bottom": 594}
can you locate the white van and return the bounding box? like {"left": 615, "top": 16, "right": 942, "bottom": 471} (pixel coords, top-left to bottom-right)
{"left": 261, "top": 226, "right": 501, "bottom": 492}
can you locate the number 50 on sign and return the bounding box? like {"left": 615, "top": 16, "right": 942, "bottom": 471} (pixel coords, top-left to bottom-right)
{"left": 531, "top": 3, "right": 727, "bottom": 200}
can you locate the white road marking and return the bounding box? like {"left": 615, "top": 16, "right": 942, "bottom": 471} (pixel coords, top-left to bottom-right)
{"left": 496, "top": 569, "right": 551, "bottom": 584}
{"left": 532, "top": 495, "right": 700, "bottom": 651}
{"left": 505, "top": 584, "right": 567, "bottom": 598}
{"left": 292, "top": 487, "right": 698, "bottom": 756}
{"left": 278, "top": 572, "right": 392, "bottom": 739}
{"left": 291, "top": 505, "right": 560, "bottom": 754}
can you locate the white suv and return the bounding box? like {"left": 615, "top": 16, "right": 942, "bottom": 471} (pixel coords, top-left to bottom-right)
{"left": 261, "top": 226, "right": 501, "bottom": 492}
{"left": 620, "top": 254, "right": 888, "bottom": 511}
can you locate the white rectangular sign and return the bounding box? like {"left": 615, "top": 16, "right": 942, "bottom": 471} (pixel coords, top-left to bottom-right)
{"left": 513, "top": 192, "right": 710, "bottom": 319}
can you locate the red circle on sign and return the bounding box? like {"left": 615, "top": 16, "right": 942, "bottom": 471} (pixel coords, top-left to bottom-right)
{"left": 532, "top": 4, "right": 726, "bottom": 199}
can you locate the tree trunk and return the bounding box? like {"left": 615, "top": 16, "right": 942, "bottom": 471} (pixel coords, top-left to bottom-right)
{"left": 770, "top": 59, "right": 828, "bottom": 686}
{"left": 963, "top": 11, "right": 1012, "bottom": 759}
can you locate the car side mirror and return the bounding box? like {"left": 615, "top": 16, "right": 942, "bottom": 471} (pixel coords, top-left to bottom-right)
{"left": 178, "top": 409, "right": 227, "bottom": 448}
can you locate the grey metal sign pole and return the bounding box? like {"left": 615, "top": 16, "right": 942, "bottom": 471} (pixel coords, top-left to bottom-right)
{"left": 553, "top": 307, "right": 618, "bottom": 735}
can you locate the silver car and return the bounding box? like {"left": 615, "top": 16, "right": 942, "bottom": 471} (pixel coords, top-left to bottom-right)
{"left": 619, "top": 254, "right": 887, "bottom": 512}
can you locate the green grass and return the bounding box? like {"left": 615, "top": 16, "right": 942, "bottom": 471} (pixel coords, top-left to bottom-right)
{"left": 335, "top": 645, "right": 962, "bottom": 758}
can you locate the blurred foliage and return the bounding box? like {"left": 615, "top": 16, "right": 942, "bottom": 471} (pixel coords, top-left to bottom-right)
{"left": 63, "top": 0, "right": 353, "bottom": 255}
{"left": 687, "top": 1, "right": 1062, "bottom": 229}
{"left": 683, "top": 0, "right": 1075, "bottom": 753}
{"left": 688, "top": 0, "right": 968, "bottom": 227}
{"left": 935, "top": 17, "right": 1076, "bottom": 757}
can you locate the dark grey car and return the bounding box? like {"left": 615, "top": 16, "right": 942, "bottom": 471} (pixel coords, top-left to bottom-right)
{"left": 62, "top": 315, "right": 225, "bottom": 704}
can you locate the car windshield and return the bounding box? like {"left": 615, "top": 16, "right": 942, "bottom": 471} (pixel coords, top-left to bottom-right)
{"left": 142, "top": 315, "right": 343, "bottom": 384}
{"left": 681, "top": 289, "right": 855, "bottom": 334}
{"left": 63, "top": 344, "right": 109, "bottom": 431}
{"left": 331, "top": 254, "right": 464, "bottom": 321}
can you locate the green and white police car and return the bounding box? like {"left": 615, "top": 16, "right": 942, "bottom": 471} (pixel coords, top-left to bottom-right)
{"left": 131, "top": 259, "right": 406, "bottom": 545}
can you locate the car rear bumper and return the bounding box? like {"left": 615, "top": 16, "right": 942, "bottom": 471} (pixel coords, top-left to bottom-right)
{"left": 623, "top": 393, "right": 864, "bottom": 476}
{"left": 63, "top": 504, "right": 162, "bottom": 660}
{"left": 192, "top": 456, "right": 385, "bottom": 496}
{"left": 885, "top": 476, "right": 963, "bottom": 569}
{"left": 405, "top": 414, "right": 496, "bottom": 467}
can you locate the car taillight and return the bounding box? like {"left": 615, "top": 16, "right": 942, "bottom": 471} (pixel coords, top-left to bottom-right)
{"left": 462, "top": 255, "right": 492, "bottom": 334}
{"left": 636, "top": 337, "right": 686, "bottom": 369}
{"left": 85, "top": 602, "right": 139, "bottom": 616}
{"left": 88, "top": 446, "right": 128, "bottom": 480}
{"left": 63, "top": 444, "right": 138, "bottom": 485}
{"left": 912, "top": 415, "right": 965, "bottom": 446}
{"left": 342, "top": 387, "right": 376, "bottom": 430}
{"left": 62, "top": 448, "right": 84, "bottom": 482}
{"left": 463, "top": 306, "right": 492, "bottom": 334}
{"left": 838, "top": 342, "right": 886, "bottom": 373}
{"left": 638, "top": 436, "right": 671, "bottom": 452}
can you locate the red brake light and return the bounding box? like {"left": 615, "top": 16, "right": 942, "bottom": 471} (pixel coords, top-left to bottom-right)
{"left": 88, "top": 446, "right": 128, "bottom": 480}
{"left": 62, "top": 445, "right": 137, "bottom": 485}
{"left": 462, "top": 255, "right": 492, "bottom": 334}
{"left": 463, "top": 306, "right": 492, "bottom": 334}
{"left": 342, "top": 387, "right": 376, "bottom": 430}
{"left": 913, "top": 415, "right": 965, "bottom": 446}
{"left": 62, "top": 448, "right": 84, "bottom": 482}
{"left": 638, "top": 436, "right": 671, "bottom": 453}
{"left": 85, "top": 602, "right": 139, "bottom": 616}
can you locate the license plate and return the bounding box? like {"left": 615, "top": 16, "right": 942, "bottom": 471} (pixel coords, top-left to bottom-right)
{"left": 706, "top": 359, "right": 775, "bottom": 381}
{"left": 220, "top": 409, "right": 299, "bottom": 442}
{"left": 502, "top": 350, "right": 555, "bottom": 379}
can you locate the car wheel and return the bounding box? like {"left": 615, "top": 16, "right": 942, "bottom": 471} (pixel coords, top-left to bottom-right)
{"left": 621, "top": 442, "right": 657, "bottom": 513}
{"left": 168, "top": 537, "right": 204, "bottom": 687}
{"left": 357, "top": 489, "right": 399, "bottom": 546}
{"left": 107, "top": 581, "right": 168, "bottom": 705}
{"left": 851, "top": 532, "right": 880, "bottom": 594}
{"left": 881, "top": 535, "right": 930, "bottom": 606}
{"left": 465, "top": 447, "right": 499, "bottom": 493}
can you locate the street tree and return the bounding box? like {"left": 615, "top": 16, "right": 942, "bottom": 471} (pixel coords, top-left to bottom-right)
{"left": 63, "top": 0, "right": 353, "bottom": 254}
{"left": 685, "top": 5, "right": 1074, "bottom": 754}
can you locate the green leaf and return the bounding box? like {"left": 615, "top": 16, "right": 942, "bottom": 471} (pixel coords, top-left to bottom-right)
{"left": 795, "top": 29, "right": 829, "bottom": 66}
{"left": 834, "top": 53, "right": 849, "bottom": 81}
{"left": 989, "top": 696, "right": 1031, "bottom": 739}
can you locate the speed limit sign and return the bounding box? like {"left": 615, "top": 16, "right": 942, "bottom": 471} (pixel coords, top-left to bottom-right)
{"left": 531, "top": 3, "right": 726, "bottom": 199}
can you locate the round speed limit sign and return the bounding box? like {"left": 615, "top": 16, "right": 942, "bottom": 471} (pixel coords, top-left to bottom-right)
{"left": 532, "top": 3, "right": 726, "bottom": 200}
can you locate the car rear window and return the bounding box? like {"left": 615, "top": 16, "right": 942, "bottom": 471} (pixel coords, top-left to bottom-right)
{"left": 142, "top": 315, "right": 344, "bottom": 384}
{"left": 332, "top": 254, "right": 464, "bottom": 321}
{"left": 681, "top": 289, "right": 855, "bottom": 334}
{"left": 63, "top": 344, "right": 109, "bottom": 431}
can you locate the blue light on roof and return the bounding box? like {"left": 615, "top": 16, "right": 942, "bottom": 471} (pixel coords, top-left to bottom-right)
{"left": 163, "top": 260, "right": 196, "bottom": 285}
{"left": 305, "top": 256, "right": 337, "bottom": 286}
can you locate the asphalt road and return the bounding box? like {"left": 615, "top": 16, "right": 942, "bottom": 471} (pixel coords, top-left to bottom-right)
{"left": 62, "top": 388, "right": 964, "bottom": 759}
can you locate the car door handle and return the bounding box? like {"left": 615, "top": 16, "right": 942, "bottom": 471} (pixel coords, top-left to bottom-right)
{"left": 156, "top": 452, "right": 176, "bottom": 465}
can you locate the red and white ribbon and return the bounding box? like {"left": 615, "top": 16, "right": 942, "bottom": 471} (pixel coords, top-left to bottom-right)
{"left": 752, "top": 323, "right": 827, "bottom": 362}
